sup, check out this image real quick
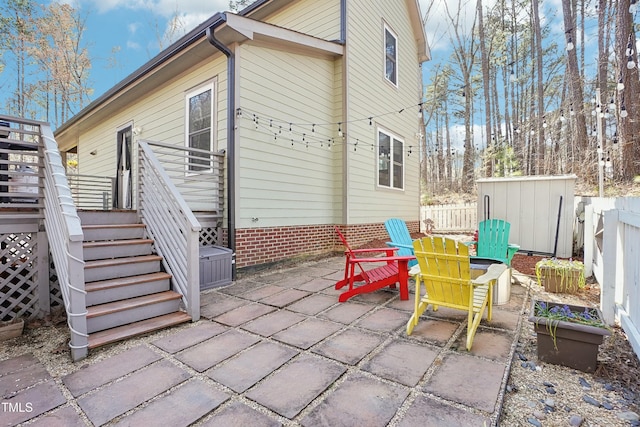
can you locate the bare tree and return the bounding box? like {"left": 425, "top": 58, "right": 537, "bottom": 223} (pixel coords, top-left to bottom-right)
{"left": 531, "top": 0, "right": 545, "bottom": 174}
{"left": 32, "top": 3, "right": 92, "bottom": 126}
{"left": 443, "top": 0, "right": 478, "bottom": 192}
{"left": 561, "top": 0, "right": 588, "bottom": 161}
{"left": 476, "top": 0, "right": 493, "bottom": 176}
{"left": 616, "top": 0, "right": 640, "bottom": 178}
{"left": 1, "top": 0, "right": 37, "bottom": 117}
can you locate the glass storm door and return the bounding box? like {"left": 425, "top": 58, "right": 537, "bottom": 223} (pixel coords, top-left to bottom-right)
{"left": 114, "top": 127, "right": 132, "bottom": 209}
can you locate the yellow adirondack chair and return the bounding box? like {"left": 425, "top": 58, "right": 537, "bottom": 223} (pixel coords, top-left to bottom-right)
{"left": 407, "top": 237, "right": 507, "bottom": 350}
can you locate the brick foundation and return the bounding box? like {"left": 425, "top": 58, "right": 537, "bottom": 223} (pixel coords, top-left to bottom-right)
{"left": 233, "top": 221, "right": 419, "bottom": 268}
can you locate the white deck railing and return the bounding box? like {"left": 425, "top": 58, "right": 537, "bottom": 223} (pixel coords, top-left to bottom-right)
{"left": 39, "top": 122, "right": 89, "bottom": 361}
{"left": 67, "top": 173, "right": 115, "bottom": 210}
{"left": 582, "top": 196, "right": 640, "bottom": 361}
{"left": 420, "top": 202, "right": 477, "bottom": 233}
{"left": 138, "top": 140, "right": 202, "bottom": 321}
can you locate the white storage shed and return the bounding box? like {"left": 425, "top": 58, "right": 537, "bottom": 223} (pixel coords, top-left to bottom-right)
{"left": 476, "top": 175, "right": 577, "bottom": 258}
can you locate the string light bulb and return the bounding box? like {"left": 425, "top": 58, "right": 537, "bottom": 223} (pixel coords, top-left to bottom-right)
{"left": 618, "top": 78, "right": 625, "bottom": 91}
{"left": 627, "top": 55, "right": 636, "bottom": 69}
{"left": 631, "top": 0, "right": 638, "bottom": 14}
{"left": 510, "top": 69, "right": 516, "bottom": 82}
{"left": 566, "top": 36, "right": 574, "bottom": 51}
{"left": 620, "top": 105, "right": 629, "bottom": 118}
{"left": 337, "top": 123, "right": 343, "bottom": 137}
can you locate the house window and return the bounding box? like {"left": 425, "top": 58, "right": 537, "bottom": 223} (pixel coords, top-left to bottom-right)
{"left": 378, "top": 129, "right": 403, "bottom": 190}
{"left": 185, "top": 82, "right": 215, "bottom": 172}
{"left": 384, "top": 25, "right": 398, "bottom": 86}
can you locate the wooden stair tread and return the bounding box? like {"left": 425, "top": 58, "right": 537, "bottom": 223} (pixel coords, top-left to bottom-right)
{"left": 88, "top": 312, "right": 191, "bottom": 349}
{"left": 87, "top": 291, "right": 182, "bottom": 318}
{"left": 83, "top": 239, "right": 153, "bottom": 249}
{"left": 85, "top": 254, "right": 162, "bottom": 269}
{"left": 85, "top": 272, "right": 172, "bottom": 293}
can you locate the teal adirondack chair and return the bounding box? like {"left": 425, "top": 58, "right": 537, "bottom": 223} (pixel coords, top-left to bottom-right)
{"left": 384, "top": 218, "right": 418, "bottom": 267}
{"left": 471, "top": 219, "right": 519, "bottom": 266}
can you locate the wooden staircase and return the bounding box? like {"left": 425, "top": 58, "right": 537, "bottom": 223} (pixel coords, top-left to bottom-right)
{"left": 79, "top": 211, "right": 191, "bottom": 349}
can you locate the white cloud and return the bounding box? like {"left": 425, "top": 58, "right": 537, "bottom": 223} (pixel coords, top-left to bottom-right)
{"left": 150, "top": 0, "right": 230, "bottom": 18}
{"left": 86, "top": 0, "right": 229, "bottom": 19}
{"left": 128, "top": 22, "right": 141, "bottom": 35}
{"left": 82, "top": 0, "right": 230, "bottom": 53}
{"left": 418, "top": 0, "right": 498, "bottom": 53}
{"left": 126, "top": 40, "right": 141, "bottom": 50}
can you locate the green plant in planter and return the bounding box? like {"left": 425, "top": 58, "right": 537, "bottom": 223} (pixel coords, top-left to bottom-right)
{"left": 535, "top": 258, "right": 585, "bottom": 293}
{"left": 533, "top": 300, "right": 608, "bottom": 348}
{"left": 529, "top": 299, "right": 611, "bottom": 372}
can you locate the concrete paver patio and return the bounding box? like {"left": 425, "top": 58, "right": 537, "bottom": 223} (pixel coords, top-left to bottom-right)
{"left": 0, "top": 255, "right": 526, "bottom": 426}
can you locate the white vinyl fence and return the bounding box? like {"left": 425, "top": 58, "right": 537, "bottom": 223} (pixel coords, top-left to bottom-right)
{"left": 420, "top": 203, "right": 477, "bottom": 234}
{"left": 580, "top": 196, "right": 640, "bottom": 361}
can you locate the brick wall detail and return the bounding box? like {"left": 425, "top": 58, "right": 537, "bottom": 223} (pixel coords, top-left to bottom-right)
{"left": 234, "top": 221, "right": 419, "bottom": 268}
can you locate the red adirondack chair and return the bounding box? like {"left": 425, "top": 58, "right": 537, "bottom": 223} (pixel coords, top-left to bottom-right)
{"left": 334, "top": 227, "right": 414, "bottom": 302}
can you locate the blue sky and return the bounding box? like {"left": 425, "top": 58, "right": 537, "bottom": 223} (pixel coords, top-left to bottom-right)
{"left": 76, "top": 0, "right": 445, "bottom": 99}
{"left": 76, "top": 0, "right": 582, "bottom": 98}
{"left": 4, "top": 0, "right": 584, "bottom": 141}
{"left": 77, "top": 0, "right": 231, "bottom": 98}
{"left": 70, "top": 0, "right": 587, "bottom": 153}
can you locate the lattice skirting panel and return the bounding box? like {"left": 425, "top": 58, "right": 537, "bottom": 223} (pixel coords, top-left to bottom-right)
{"left": 200, "top": 226, "right": 223, "bottom": 247}
{"left": 1, "top": 232, "right": 38, "bottom": 321}
{"left": 49, "top": 260, "right": 64, "bottom": 308}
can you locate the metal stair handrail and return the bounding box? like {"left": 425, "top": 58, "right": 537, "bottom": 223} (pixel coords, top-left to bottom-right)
{"left": 137, "top": 139, "right": 201, "bottom": 321}
{"left": 40, "top": 123, "right": 89, "bottom": 361}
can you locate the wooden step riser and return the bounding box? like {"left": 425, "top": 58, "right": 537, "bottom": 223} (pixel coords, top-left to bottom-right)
{"left": 83, "top": 227, "right": 146, "bottom": 242}
{"left": 88, "top": 312, "right": 191, "bottom": 349}
{"left": 87, "top": 299, "right": 182, "bottom": 334}
{"left": 86, "top": 278, "right": 171, "bottom": 306}
{"left": 78, "top": 211, "right": 139, "bottom": 225}
{"left": 83, "top": 243, "right": 153, "bottom": 261}
{"left": 84, "top": 260, "right": 161, "bottom": 283}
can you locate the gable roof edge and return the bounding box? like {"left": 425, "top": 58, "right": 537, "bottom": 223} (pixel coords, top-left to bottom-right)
{"left": 55, "top": 13, "right": 225, "bottom": 137}
{"left": 408, "top": 0, "right": 430, "bottom": 62}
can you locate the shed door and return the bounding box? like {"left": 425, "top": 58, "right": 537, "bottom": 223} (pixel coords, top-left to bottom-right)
{"left": 114, "top": 127, "right": 132, "bottom": 209}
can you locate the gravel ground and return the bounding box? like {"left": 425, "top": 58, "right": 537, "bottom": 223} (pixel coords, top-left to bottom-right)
{"left": 500, "top": 254, "right": 640, "bottom": 427}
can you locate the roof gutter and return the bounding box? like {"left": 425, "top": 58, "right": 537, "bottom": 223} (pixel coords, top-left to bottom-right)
{"left": 206, "top": 15, "right": 237, "bottom": 280}
{"left": 340, "top": 0, "right": 346, "bottom": 43}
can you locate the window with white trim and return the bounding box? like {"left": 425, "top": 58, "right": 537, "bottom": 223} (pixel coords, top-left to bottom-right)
{"left": 185, "top": 81, "right": 215, "bottom": 172}
{"left": 378, "top": 128, "right": 403, "bottom": 189}
{"left": 384, "top": 24, "right": 398, "bottom": 86}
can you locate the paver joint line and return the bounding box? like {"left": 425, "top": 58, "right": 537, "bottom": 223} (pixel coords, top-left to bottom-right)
{"left": 0, "top": 255, "right": 523, "bottom": 427}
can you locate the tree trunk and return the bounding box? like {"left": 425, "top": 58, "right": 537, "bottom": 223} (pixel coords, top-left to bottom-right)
{"left": 561, "top": 0, "right": 588, "bottom": 156}
{"left": 616, "top": 0, "right": 640, "bottom": 178}
{"left": 532, "top": 0, "right": 545, "bottom": 175}
{"left": 477, "top": 0, "right": 493, "bottom": 176}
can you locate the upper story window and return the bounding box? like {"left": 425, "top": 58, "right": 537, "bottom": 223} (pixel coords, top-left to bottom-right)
{"left": 378, "top": 128, "right": 403, "bottom": 190}
{"left": 185, "top": 81, "right": 215, "bottom": 172}
{"left": 384, "top": 25, "right": 398, "bottom": 86}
